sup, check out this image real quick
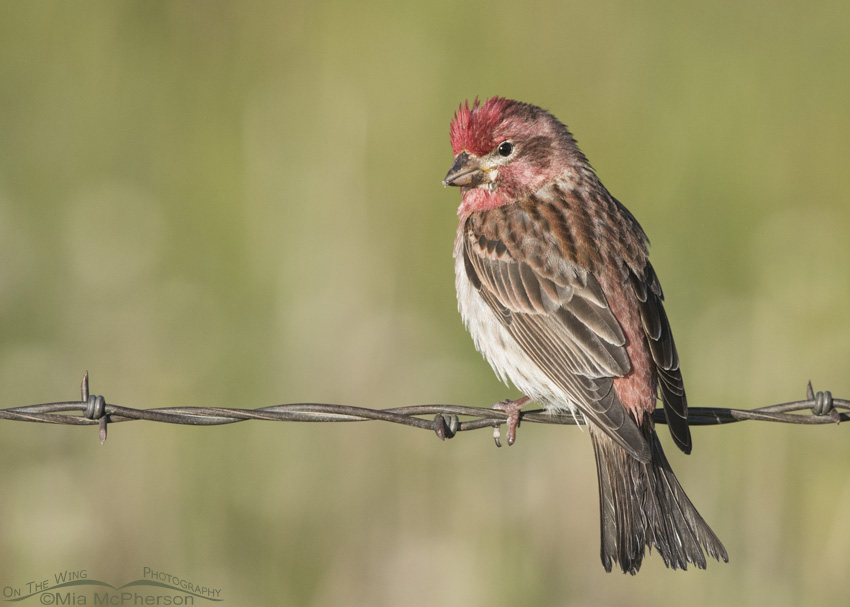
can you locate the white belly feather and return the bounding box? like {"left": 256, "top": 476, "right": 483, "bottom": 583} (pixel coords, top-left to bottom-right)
{"left": 453, "top": 243, "right": 583, "bottom": 418}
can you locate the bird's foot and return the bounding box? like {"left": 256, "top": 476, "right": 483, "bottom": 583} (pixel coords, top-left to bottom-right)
{"left": 491, "top": 396, "right": 531, "bottom": 447}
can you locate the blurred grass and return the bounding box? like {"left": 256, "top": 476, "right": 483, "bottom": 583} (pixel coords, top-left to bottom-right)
{"left": 1, "top": 0, "right": 849, "bottom": 605}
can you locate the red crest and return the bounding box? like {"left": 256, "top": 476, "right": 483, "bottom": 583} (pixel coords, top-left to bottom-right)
{"left": 449, "top": 97, "right": 516, "bottom": 157}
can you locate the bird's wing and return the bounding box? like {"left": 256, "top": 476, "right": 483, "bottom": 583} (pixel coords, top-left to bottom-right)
{"left": 462, "top": 200, "right": 651, "bottom": 462}
{"left": 630, "top": 263, "right": 691, "bottom": 454}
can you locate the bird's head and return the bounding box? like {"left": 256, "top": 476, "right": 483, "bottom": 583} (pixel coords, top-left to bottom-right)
{"left": 443, "top": 97, "right": 585, "bottom": 215}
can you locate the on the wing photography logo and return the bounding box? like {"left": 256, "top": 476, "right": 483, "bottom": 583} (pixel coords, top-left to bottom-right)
{"left": 3, "top": 567, "right": 222, "bottom": 605}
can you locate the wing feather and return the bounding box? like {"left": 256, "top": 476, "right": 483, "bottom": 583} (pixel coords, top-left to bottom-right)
{"left": 630, "top": 265, "right": 691, "bottom": 453}
{"left": 464, "top": 199, "right": 651, "bottom": 462}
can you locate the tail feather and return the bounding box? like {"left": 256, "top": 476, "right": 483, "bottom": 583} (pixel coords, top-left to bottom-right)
{"left": 590, "top": 423, "right": 727, "bottom": 574}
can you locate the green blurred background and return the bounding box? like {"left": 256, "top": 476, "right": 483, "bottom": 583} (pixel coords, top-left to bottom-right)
{"left": 1, "top": 1, "right": 849, "bottom": 605}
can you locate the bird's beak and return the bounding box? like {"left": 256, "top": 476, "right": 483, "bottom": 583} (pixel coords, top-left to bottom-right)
{"left": 442, "top": 151, "right": 492, "bottom": 188}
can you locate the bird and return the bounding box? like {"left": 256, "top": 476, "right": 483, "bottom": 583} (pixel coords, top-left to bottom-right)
{"left": 443, "top": 97, "right": 727, "bottom": 574}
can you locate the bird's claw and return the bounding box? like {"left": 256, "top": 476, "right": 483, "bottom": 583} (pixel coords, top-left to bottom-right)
{"left": 490, "top": 396, "right": 530, "bottom": 448}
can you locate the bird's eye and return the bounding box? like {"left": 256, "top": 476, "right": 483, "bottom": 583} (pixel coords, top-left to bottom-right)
{"left": 496, "top": 141, "right": 514, "bottom": 157}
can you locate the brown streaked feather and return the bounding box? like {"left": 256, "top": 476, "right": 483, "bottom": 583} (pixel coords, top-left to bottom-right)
{"left": 591, "top": 423, "right": 727, "bottom": 573}
{"left": 463, "top": 191, "right": 652, "bottom": 462}
{"left": 630, "top": 265, "right": 691, "bottom": 454}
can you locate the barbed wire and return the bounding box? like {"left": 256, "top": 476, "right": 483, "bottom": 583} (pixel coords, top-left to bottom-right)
{"left": 0, "top": 372, "right": 845, "bottom": 446}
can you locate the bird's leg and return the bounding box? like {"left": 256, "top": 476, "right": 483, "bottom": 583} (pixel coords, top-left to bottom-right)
{"left": 491, "top": 396, "right": 531, "bottom": 447}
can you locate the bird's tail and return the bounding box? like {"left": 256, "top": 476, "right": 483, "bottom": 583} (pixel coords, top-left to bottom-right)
{"left": 590, "top": 422, "right": 728, "bottom": 574}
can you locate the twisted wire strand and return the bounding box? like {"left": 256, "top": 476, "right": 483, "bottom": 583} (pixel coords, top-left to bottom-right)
{"left": 0, "top": 373, "right": 845, "bottom": 445}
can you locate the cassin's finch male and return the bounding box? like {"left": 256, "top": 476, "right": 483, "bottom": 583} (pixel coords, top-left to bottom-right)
{"left": 444, "top": 97, "right": 727, "bottom": 574}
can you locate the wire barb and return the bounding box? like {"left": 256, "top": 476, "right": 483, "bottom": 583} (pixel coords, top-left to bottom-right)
{"left": 433, "top": 414, "right": 460, "bottom": 441}
{"left": 0, "top": 374, "right": 848, "bottom": 443}
{"left": 808, "top": 380, "right": 838, "bottom": 423}
{"left": 81, "top": 371, "right": 109, "bottom": 444}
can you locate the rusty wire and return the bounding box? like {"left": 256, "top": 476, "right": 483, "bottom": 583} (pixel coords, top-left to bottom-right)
{"left": 0, "top": 372, "right": 845, "bottom": 445}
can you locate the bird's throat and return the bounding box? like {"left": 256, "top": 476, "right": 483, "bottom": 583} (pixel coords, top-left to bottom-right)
{"left": 457, "top": 187, "right": 511, "bottom": 216}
